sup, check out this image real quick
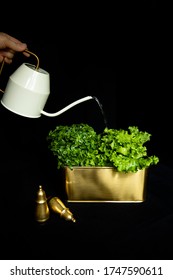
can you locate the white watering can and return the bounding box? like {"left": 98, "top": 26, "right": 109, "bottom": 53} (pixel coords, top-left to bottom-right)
{"left": 0, "top": 50, "right": 94, "bottom": 118}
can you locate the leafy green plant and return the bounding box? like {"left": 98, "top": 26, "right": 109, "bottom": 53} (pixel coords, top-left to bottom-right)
{"left": 47, "top": 123, "right": 159, "bottom": 173}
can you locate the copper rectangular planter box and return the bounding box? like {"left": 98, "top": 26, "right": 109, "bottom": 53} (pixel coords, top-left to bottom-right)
{"left": 64, "top": 167, "right": 148, "bottom": 202}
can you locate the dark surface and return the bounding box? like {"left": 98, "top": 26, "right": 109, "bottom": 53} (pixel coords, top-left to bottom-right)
{"left": 1, "top": 161, "right": 173, "bottom": 260}
{"left": 1, "top": 3, "right": 172, "bottom": 260}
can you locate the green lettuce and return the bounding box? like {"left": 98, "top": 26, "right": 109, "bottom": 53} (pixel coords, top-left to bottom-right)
{"left": 47, "top": 124, "right": 159, "bottom": 173}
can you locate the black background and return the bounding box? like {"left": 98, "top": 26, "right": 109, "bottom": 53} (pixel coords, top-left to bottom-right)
{"left": 1, "top": 2, "right": 173, "bottom": 260}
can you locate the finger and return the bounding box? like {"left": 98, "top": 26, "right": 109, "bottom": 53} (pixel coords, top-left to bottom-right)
{"left": 3, "top": 57, "right": 13, "bottom": 64}
{"left": 23, "top": 50, "right": 30, "bottom": 57}
{"left": 0, "top": 49, "right": 15, "bottom": 59}
{"left": 5, "top": 33, "right": 25, "bottom": 45}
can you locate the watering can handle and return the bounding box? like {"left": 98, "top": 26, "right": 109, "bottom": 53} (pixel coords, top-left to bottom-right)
{"left": 0, "top": 59, "right": 5, "bottom": 76}
{"left": 0, "top": 49, "right": 39, "bottom": 73}
{"left": 0, "top": 59, "right": 5, "bottom": 93}
{"left": 0, "top": 49, "right": 40, "bottom": 94}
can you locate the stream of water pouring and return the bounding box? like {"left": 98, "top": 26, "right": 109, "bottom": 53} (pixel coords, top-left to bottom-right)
{"left": 92, "top": 96, "right": 108, "bottom": 129}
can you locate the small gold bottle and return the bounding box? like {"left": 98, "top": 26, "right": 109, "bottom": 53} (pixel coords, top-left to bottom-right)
{"left": 48, "top": 197, "right": 76, "bottom": 223}
{"left": 35, "top": 185, "right": 50, "bottom": 223}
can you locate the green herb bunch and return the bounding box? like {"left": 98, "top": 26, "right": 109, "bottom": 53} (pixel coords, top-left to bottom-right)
{"left": 47, "top": 123, "right": 159, "bottom": 173}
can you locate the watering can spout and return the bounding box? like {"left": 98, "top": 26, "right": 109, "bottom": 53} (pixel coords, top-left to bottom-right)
{"left": 41, "top": 96, "right": 94, "bottom": 117}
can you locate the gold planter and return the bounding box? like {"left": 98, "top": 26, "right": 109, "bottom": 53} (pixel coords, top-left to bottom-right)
{"left": 64, "top": 167, "right": 148, "bottom": 202}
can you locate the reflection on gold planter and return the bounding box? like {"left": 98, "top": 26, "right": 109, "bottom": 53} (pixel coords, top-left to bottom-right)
{"left": 64, "top": 167, "right": 148, "bottom": 202}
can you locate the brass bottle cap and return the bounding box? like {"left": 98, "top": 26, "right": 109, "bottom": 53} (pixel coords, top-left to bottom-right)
{"left": 36, "top": 185, "right": 47, "bottom": 203}
{"left": 48, "top": 197, "right": 76, "bottom": 223}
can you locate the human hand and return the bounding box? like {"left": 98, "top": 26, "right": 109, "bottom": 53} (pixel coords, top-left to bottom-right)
{"left": 0, "top": 32, "right": 30, "bottom": 64}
